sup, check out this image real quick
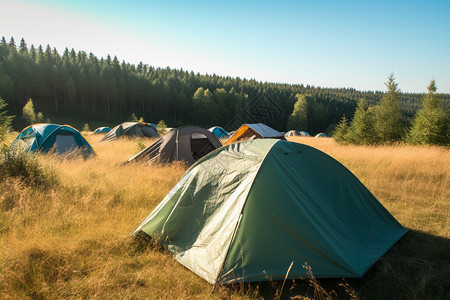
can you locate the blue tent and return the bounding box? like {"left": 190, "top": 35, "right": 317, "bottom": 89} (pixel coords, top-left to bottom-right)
{"left": 10, "top": 124, "right": 95, "bottom": 157}
{"left": 149, "top": 123, "right": 157, "bottom": 130}
{"left": 315, "top": 133, "right": 327, "bottom": 138}
{"left": 208, "top": 126, "right": 229, "bottom": 139}
{"left": 94, "top": 127, "right": 111, "bottom": 134}
{"left": 299, "top": 131, "right": 310, "bottom": 136}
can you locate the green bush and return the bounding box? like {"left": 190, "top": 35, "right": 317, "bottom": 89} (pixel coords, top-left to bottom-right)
{"left": 0, "top": 151, "right": 58, "bottom": 188}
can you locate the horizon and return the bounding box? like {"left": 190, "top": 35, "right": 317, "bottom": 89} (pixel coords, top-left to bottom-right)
{"left": 1, "top": 0, "right": 450, "bottom": 93}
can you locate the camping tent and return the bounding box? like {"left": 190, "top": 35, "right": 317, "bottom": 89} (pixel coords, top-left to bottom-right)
{"left": 285, "top": 130, "right": 300, "bottom": 137}
{"left": 299, "top": 131, "right": 310, "bottom": 136}
{"left": 94, "top": 127, "right": 111, "bottom": 134}
{"left": 132, "top": 139, "right": 407, "bottom": 284}
{"left": 209, "top": 126, "right": 229, "bottom": 139}
{"left": 10, "top": 124, "right": 95, "bottom": 157}
{"left": 315, "top": 133, "right": 327, "bottom": 138}
{"left": 223, "top": 123, "right": 284, "bottom": 145}
{"left": 124, "top": 126, "right": 222, "bottom": 166}
{"left": 100, "top": 122, "right": 159, "bottom": 143}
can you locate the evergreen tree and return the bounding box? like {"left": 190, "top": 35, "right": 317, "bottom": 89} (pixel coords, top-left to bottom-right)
{"left": 333, "top": 115, "right": 349, "bottom": 143}
{"left": 408, "top": 80, "right": 449, "bottom": 145}
{"left": 374, "top": 73, "right": 404, "bottom": 143}
{"left": 19, "top": 38, "right": 28, "bottom": 55}
{"left": 346, "top": 98, "right": 376, "bottom": 144}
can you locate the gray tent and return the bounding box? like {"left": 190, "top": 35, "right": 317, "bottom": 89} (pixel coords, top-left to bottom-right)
{"left": 124, "top": 126, "right": 222, "bottom": 166}
{"left": 100, "top": 122, "right": 159, "bottom": 143}
{"left": 285, "top": 130, "right": 301, "bottom": 137}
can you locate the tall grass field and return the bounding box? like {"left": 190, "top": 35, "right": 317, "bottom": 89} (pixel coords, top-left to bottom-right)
{"left": 1, "top": 133, "right": 448, "bottom": 299}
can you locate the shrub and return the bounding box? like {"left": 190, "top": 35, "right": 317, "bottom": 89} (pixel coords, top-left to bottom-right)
{"left": 157, "top": 120, "right": 167, "bottom": 135}
{"left": 0, "top": 150, "right": 58, "bottom": 187}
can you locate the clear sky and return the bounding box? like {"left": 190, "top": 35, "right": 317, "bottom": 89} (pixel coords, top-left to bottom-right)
{"left": 1, "top": 0, "right": 449, "bottom": 93}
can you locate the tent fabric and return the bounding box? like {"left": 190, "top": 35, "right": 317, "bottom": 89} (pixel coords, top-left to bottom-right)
{"left": 100, "top": 122, "right": 159, "bottom": 143}
{"left": 10, "top": 123, "right": 95, "bottom": 157}
{"left": 94, "top": 127, "right": 111, "bottom": 134}
{"left": 209, "top": 126, "right": 229, "bottom": 139}
{"left": 124, "top": 126, "right": 222, "bottom": 166}
{"left": 285, "top": 130, "right": 301, "bottom": 137}
{"left": 315, "top": 133, "right": 327, "bottom": 138}
{"left": 286, "top": 131, "right": 310, "bottom": 137}
{"left": 299, "top": 131, "right": 310, "bottom": 136}
{"left": 223, "top": 123, "right": 284, "bottom": 145}
{"left": 132, "top": 139, "right": 407, "bottom": 284}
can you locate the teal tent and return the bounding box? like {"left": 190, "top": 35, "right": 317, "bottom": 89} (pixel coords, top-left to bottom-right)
{"left": 132, "top": 139, "right": 407, "bottom": 284}
{"left": 10, "top": 124, "right": 95, "bottom": 157}
{"left": 209, "top": 126, "right": 229, "bottom": 139}
{"left": 299, "top": 131, "right": 310, "bottom": 136}
{"left": 94, "top": 127, "right": 111, "bottom": 134}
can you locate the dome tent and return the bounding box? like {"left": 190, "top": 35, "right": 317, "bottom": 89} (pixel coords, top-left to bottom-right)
{"left": 208, "top": 126, "right": 229, "bottom": 139}
{"left": 124, "top": 126, "right": 222, "bottom": 166}
{"left": 299, "top": 131, "right": 310, "bottom": 136}
{"left": 93, "top": 127, "right": 111, "bottom": 134}
{"left": 285, "top": 130, "right": 300, "bottom": 137}
{"left": 132, "top": 139, "right": 407, "bottom": 285}
{"left": 100, "top": 122, "right": 159, "bottom": 143}
{"left": 10, "top": 124, "right": 95, "bottom": 157}
{"left": 315, "top": 133, "right": 327, "bottom": 138}
{"left": 224, "top": 123, "right": 284, "bottom": 145}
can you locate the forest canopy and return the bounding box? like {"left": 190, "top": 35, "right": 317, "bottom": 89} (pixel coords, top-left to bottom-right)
{"left": 0, "top": 37, "right": 448, "bottom": 133}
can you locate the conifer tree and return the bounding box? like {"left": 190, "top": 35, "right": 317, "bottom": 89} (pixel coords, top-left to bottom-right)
{"left": 374, "top": 73, "right": 404, "bottom": 143}
{"left": 19, "top": 38, "right": 28, "bottom": 55}
{"left": 346, "top": 98, "right": 376, "bottom": 144}
{"left": 408, "top": 80, "right": 449, "bottom": 145}
{"left": 333, "top": 115, "right": 349, "bottom": 143}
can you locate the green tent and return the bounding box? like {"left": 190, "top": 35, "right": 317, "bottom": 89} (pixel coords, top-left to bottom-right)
{"left": 132, "top": 139, "right": 407, "bottom": 284}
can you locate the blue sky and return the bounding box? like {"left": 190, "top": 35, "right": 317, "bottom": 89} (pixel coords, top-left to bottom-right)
{"left": 1, "top": 0, "right": 449, "bottom": 93}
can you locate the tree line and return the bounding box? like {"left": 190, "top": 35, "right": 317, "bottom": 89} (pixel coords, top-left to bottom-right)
{"left": 0, "top": 37, "right": 448, "bottom": 134}
{"left": 333, "top": 75, "right": 449, "bottom": 146}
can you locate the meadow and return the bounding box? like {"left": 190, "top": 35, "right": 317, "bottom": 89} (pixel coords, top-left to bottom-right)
{"left": 0, "top": 133, "right": 448, "bottom": 299}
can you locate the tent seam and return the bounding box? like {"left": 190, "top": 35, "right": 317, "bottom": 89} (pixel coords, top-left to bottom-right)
{"left": 214, "top": 139, "right": 282, "bottom": 285}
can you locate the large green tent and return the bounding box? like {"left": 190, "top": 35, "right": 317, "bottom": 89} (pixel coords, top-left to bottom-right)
{"left": 132, "top": 139, "right": 407, "bottom": 284}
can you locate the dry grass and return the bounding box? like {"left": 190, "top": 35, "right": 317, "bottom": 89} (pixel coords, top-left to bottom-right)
{"left": 0, "top": 134, "right": 448, "bottom": 299}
